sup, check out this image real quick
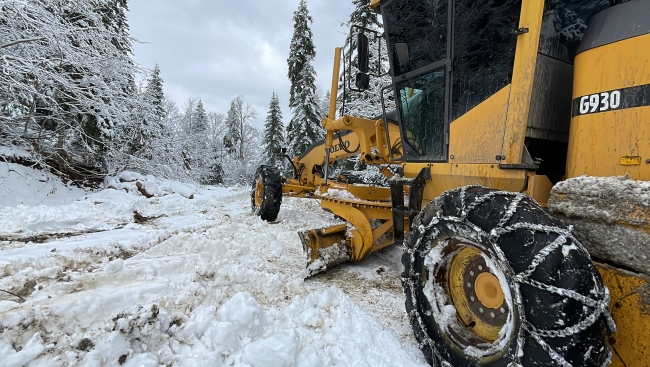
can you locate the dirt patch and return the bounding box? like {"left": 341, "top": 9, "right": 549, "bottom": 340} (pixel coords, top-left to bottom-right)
{"left": 76, "top": 338, "right": 94, "bottom": 352}
{"left": 133, "top": 211, "right": 163, "bottom": 224}
{"left": 16, "top": 279, "right": 37, "bottom": 298}
{"left": 2, "top": 152, "right": 104, "bottom": 188}
{"left": 0, "top": 224, "right": 128, "bottom": 244}
{"left": 0, "top": 289, "right": 26, "bottom": 302}
{"left": 640, "top": 284, "right": 650, "bottom": 315}
{"left": 309, "top": 267, "right": 403, "bottom": 296}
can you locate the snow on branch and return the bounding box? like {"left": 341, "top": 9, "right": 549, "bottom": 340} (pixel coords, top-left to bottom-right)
{"left": 0, "top": 36, "right": 47, "bottom": 49}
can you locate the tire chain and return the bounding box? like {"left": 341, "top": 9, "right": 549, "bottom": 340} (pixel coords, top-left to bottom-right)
{"left": 403, "top": 186, "right": 615, "bottom": 367}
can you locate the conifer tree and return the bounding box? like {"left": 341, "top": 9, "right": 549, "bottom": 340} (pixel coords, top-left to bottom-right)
{"left": 144, "top": 64, "right": 165, "bottom": 121}
{"left": 99, "top": 0, "right": 132, "bottom": 55}
{"left": 262, "top": 92, "right": 285, "bottom": 166}
{"left": 321, "top": 90, "right": 331, "bottom": 118}
{"left": 126, "top": 65, "right": 165, "bottom": 155}
{"left": 286, "top": 0, "right": 323, "bottom": 156}
{"left": 337, "top": 0, "right": 392, "bottom": 119}
{"left": 191, "top": 99, "right": 209, "bottom": 134}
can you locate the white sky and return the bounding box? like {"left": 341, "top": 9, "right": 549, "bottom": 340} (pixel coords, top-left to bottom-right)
{"left": 127, "top": 0, "right": 356, "bottom": 129}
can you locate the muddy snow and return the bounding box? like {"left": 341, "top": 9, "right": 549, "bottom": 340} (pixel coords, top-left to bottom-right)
{"left": 0, "top": 175, "right": 426, "bottom": 366}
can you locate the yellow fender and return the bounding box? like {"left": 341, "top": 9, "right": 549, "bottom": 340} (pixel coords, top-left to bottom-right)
{"left": 321, "top": 200, "right": 374, "bottom": 262}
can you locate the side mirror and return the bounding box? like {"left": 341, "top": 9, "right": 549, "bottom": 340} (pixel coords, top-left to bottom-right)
{"left": 357, "top": 33, "right": 369, "bottom": 73}
{"left": 355, "top": 72, "right": 370, "bottom": 90}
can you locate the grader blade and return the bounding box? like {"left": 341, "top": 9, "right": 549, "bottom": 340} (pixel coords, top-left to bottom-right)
{"left": 299, "top": 223, "right": 350, "bottom": 276}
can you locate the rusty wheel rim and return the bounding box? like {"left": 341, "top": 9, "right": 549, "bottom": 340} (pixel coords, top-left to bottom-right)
{"left": 448, "top": 245, "right": 509, "bottom": 342}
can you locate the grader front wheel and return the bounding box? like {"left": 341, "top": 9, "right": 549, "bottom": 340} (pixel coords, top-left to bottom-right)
{"left": 250, "top": 165, "right": 282, "bottom": 222}
{"left": 403, "top": 186, "right": 615, "bottom": 366}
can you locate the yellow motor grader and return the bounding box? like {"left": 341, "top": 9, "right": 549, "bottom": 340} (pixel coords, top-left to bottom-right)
{"left": 252, "top": 0, "right": 649, "bottom": 365}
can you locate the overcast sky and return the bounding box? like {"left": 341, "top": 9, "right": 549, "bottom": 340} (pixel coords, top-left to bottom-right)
{"left": 127, "top": 0, "right": 356, "bottom": 129}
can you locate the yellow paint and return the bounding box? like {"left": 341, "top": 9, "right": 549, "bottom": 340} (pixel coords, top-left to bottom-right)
{"left": 501, "top": 0, "right": 544, "bottom": 165}
{"left": 402, "top": 163, "right": 527, "bottom": 203}
{"left": 284, "top": 3, "right": 650, "bottom": 364}
{"left": 449, "top": 246, "right": 503, "bottom": 342}
{"left": 298, "top": 115, "right": 402, "bottom": 188}
{"left": 572, "top": 34, "right": 650, "bottom": 95}
{"left": 449, "top": 85, "right": 511, "bottom": 164}
{"left": 302, "top": 224, "right": 348, "bottom": 264}
{"left": 620, "top": 156, "right": 641, "bottom": 166}
{"left": 567, "top": 33, "right": 650, "bottom": 180}
{"left": 475, "top": 273, "right": 504, "bottom": 310}
{"left": 293, "top": 116, "right": 401, "bottom": 188}
{"left": 525, "top": 174, "right": 553, "bottom": 207}
{"left": 254, "top": 178, "right": 263, "bottom": 207}
{"left": 328, "top": 48, "right": 342, "bottom": 122}
{"left": 281, "top": 181, "right": 315, "bottom": 198}
{"left": 344, "top": 185, "right": 391, "bottom": 202}
{"left": 320, "top": 200, "right": 375, "bottom": 262}
{"left": 597, "top": 264, "right": 650, "bottom": 367}
{"left": 372, "top": 220, "right": 393, "bottom": 242}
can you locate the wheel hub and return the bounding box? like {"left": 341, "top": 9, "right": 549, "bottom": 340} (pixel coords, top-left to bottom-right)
{"left": 254, "top": 178, "right": 263, "bottom": 207}
{"left": 475, "top": 272, "right": 504, "bottom": 309}
{"left": 449, "top": 246, "right": 509, "bottom": 342}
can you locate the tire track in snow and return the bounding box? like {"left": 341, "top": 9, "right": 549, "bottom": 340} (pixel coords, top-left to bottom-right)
{"left": 0, "top": 191, "right": 424, "bottom": 366}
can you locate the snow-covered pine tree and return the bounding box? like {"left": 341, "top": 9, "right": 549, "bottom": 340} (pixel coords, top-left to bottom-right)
{"left": 320, "top": 90, "right": 331, "bottom": 119}
{"left": 224, "top": 98, "right": 241, "bottom": 158}
{"left": 286, "top": 0, "right": 323, "bottom": 156}
{"left": 144, "top": 64, "right": 165, "bottom": 121}
{"left": 287, "top": 63, "right": 323, "bottom": 156}
{"left": 262, "top": 92, "right": 285, "bottom": 167}
{"left": 0, "top": 0, "right": 138, "bottom": 174}
{"left": 98, "top": 0, "right": 132, "bottom": 55}
{"left": 202, "top": 111, "right": 226, "bottom": 185}
{"left": 132, "top": 63, "right": 165, "bottom": 153}
{"left": 180, "top": 98, "right": 196, "bottom": 135}
{"left": 337, "top": 0, "right": 393, "bottom": 119}
{"left": 67, "top": 0, "right": 135, "bottom": 165}
{"left": 191, "top": 99, "right": 209, "bottom": 135}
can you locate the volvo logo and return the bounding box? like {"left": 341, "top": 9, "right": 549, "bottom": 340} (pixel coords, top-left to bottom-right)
{"left": 331, "top": 140, "right": 351, "bottom": 153}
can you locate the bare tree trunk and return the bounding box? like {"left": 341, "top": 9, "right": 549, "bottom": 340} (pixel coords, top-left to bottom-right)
{"left": 22, "top": 117, "right": 30, "bottom": 138}
{"left": 23, "top": 97, "right": 36, "bottom": 137}
{"left": 239, "top": 115, "right": 245, "bottom": 161}
{"left": 37, "top": 123, "right": 44, "bottom": 151}
{"left": 56, "top": 125, "right": 65, "bottom": 153}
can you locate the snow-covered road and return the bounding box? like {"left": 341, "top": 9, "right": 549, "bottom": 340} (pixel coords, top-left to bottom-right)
{"left": 0, "top": 181, "right": 427, "bottom": 366}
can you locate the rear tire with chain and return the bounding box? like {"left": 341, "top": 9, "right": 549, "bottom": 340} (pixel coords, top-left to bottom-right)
{"left": 251, "top": 165, "right": 282, "bottom": 222}
{"left": 402, "top": 186, "right": 614, "bottom": 366}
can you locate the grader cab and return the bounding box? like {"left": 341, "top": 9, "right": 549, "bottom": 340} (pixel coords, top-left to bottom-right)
{"left": 252, "top": 0, "right": 650, "bottom": 365}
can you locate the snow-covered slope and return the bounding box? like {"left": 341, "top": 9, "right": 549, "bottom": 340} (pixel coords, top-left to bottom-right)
{"left": 0, "top": 178, "right": 426, "bottom": 366}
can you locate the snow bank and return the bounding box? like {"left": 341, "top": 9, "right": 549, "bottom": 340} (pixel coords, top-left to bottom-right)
{"left": 107, "top": 171, "right": 197, "bottom": 199}
{"left": 0, "top": 170, "right": 237, "bottom": 239}
{"left": 0, "top": 162, "right": 87, "bottom": 208}
{"left": 0, "top": 172, "right": 425, "bottom": 366}
{"left": 0, "top": 289, "right": 424, "bottom": 367}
